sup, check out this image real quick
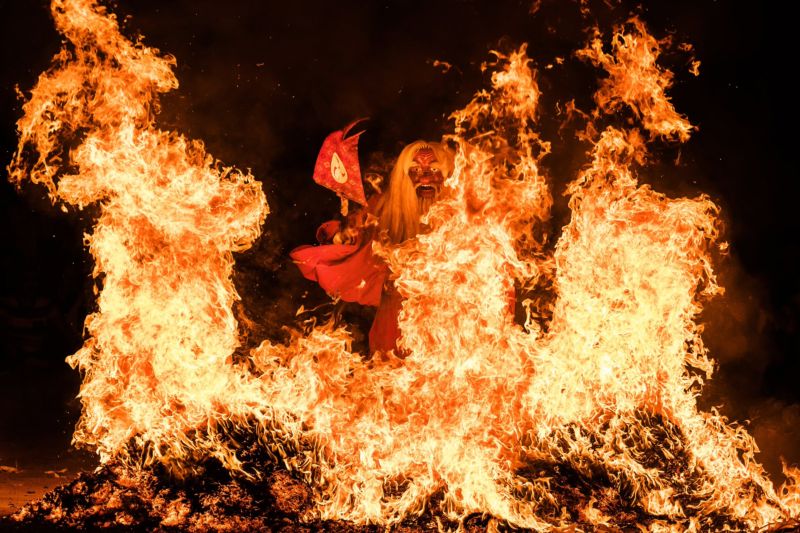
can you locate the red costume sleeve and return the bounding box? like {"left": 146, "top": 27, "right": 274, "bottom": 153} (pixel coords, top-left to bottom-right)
{"left": 290, "top": 235, "right": 388, "bottom": 307}
{"left": 368, "top": 281, "right": 403, "bottom": 353}
{"left": 315, "top": 220, "right": 342, "bottom": 244}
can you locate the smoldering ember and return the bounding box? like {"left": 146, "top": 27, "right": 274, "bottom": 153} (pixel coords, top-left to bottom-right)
{"left": 1, "top": 0, "right": 799, "bottom": 531}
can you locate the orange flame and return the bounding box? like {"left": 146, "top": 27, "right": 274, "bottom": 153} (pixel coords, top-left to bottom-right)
{"left": 577, "top": 17, "right": 694, "bottom": 142}
{"left": 8, "top": 0, "right": 268, "bottom": 469}
{"left": 8, "top": 0, "right": 800, "bottom": 529}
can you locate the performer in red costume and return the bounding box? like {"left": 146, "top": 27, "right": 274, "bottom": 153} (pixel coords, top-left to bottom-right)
{"left": 291, "top": 138, "right": 455, "bottom": 354}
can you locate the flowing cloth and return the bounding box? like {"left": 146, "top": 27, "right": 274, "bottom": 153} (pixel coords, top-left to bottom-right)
{"left": 290, "top": 220, "right": 402, "bottom": 353}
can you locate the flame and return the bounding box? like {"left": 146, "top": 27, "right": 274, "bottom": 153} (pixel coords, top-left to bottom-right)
{"left": 576, "top": 18, "right": 694, "bottom": 142}
{"left": 8, "top": 0, "right": 268, "bottom": 469}
{"left": 7, "top": 0, "right": 800, "bottom": 529}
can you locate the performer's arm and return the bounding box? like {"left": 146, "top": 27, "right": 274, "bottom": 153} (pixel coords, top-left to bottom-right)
{"left": 316, "top": 220, "right": 343, "bottom": 244}
{"left": 316, "top": 205, "right": 370, "bottom": 245}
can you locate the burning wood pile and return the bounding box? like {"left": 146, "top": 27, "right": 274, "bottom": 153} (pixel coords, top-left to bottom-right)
{"left": 6, "top": 416, "right": 800, "bottom": 531}
{"left": 4, "top": 0, "right": 800, "bottom": 531}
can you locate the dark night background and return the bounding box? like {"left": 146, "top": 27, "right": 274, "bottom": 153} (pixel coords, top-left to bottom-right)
{"left": 0, "top": 0, "right": 798, "bottom": 498}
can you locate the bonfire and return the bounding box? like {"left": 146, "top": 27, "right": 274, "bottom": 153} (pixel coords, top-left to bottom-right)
{"left": 4, "top": 0, "right": 799, "bottom": 531}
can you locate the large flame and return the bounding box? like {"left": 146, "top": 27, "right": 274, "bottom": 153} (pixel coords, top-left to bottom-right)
{"left": 8, "top": 1, "right": 800, "bottom": 529}
{"left": 7, "top": 0, "right": 269, "bottom": 469}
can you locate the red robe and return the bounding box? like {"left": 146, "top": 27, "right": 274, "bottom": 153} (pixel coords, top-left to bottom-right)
{"left": 290, "top": 220, "right": 402, "bottom": 353}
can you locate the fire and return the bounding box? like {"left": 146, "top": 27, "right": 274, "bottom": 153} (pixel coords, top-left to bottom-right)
{"left": 8, "top": 0, "right": 269, "bottom": 469}
{"left": 576, "top": 18, "right": 694, "bottom": 141}
{"left": 7, "top": 1, "right": 800, "bottom": 530}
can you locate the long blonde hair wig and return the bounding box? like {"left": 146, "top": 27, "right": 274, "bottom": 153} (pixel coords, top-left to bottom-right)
{"left": 375, "top": 140, "right": 454, "bottom": 243}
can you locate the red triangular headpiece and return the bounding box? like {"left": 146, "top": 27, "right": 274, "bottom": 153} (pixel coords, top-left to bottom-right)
{"left": 312, "top": 119, "right": 368, "bottom": 206}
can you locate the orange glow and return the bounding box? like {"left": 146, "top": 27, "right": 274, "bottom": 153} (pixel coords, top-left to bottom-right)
{"left": 7, "top": 0, "right": 800, "bottom": 529}
{"left": 8, "top": 0, "right": 268, "bottom": 470}
{"left": 577, "top": 17, "right": 694, "bottom": 142}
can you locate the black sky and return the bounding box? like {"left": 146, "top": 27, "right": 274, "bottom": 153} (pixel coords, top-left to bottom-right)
{"left": 1, "top": 0, "right": 798, "bottom": 475}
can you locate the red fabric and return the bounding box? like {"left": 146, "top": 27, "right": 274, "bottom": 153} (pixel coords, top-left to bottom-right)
{"left": 291, "top": 239, "right": 387, "bottom": 307}
{"left": 315, "top": 220, "right": 342, "bottom": 244}
{"left": 369, "top": 282, "right": 403, "bottom": 353}
{"left": 313, "top": 120, "right": 368, "bottom": 206}
{"left": 291, "top": 216, "right": 409, "bottom": 352}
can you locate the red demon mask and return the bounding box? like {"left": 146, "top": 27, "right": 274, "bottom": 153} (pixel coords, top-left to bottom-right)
{"left": 408, "top": 145, "right": 444, "bottom": 200}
